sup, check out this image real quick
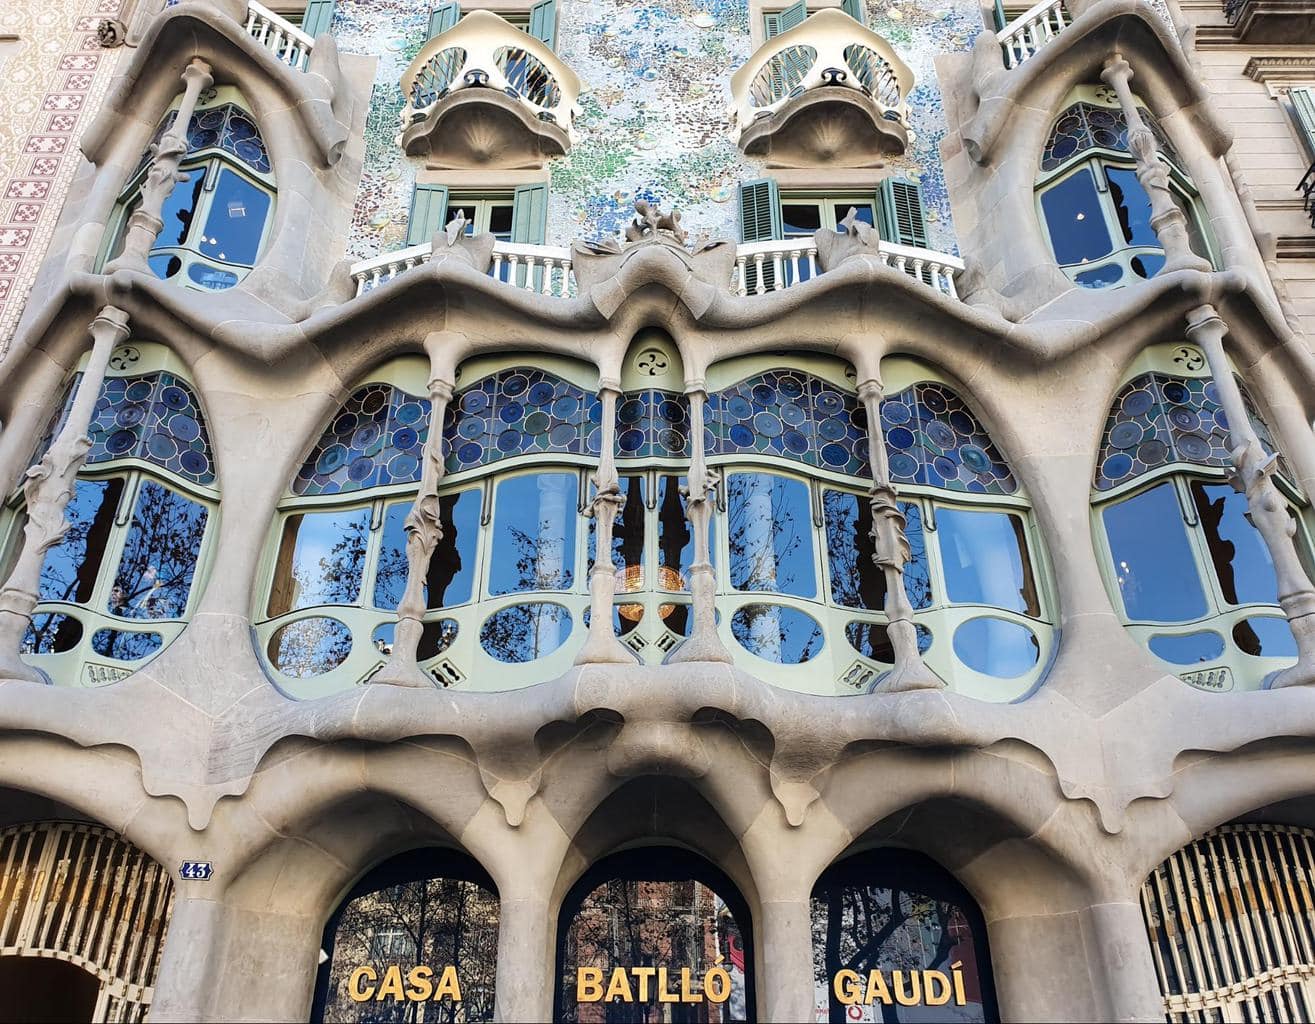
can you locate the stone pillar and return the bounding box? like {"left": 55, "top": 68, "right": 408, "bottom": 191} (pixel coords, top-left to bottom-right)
{"left": 756, "top": 897, "right": 816, "bottom": 1022}
{"left": 669, "top": 382, "right": 732, "bottom": 664}
{"left": 0, "top": 305, "right": 131, "bottom": 684}
{"left": 373, "top": 374, "right": 455, "bottom": 688}
{"left": 494, "top": 888, "right": 557, "bottom": 1022}
{"left": 856, "top": 377, "right": 942, "bottom": 692}
{"left": 104, "top": 58, "right": 214, "bottom": 274}
{"left": 1186, "top": 304, "right": 1315, "bottom": 688}
{"left": 1099, "top": 53, "right": 1211, "bottom": 276}
{"left": 1084, "top": 899, "right": 1166, "bottom": 1023}
{"left": 577, "top": 380, "right": 636, "bottom": 664}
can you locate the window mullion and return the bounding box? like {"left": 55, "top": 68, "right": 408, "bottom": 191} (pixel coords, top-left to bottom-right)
{"left": 96, "top": 471, "right": 140, "bottom": 615}
{"left": 360, "top": 497, "right": 389, "bottom": 611}
{"left": 1175, "top": 475, "right": 1226, "bottom": 617}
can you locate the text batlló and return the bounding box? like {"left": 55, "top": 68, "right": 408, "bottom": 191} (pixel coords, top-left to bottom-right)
{"left": 347, "top": 965, "right": 463, "bottom": 1002}
{"left": 832, "top": 962, "right": 969, "bottom": 1007}
{"left": 576, "top": 960, "right": 733, "bottom": 1004}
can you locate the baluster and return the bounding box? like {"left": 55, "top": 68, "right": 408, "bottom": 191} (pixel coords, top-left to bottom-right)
{"left": 943, "top": 266, "right": 958, "bottom": 300}
{"left": 806, "top": 247, "right": 818, "bottom": 280}
{"left": 542, "top": 259, "right": 555, "bottom": 296}
{"left": 736, "top": 258, "right": 748, "bottom": 296}
{"left": 370, "top": 267, "right": 382, "bottom": 290}
{"left": 754, "top": 254, "right": 766, "bottom": 295}
{"left": 789, "top": 250, "right": 801, "bottom": 287}
{"left": 772, "top": 253, "right": 784, "bottom": 291}
{"left": 1054, "top": 1, "right": 1067, "bottom": 30}
{"left": 895, "top": 254, "right": 907, "bottom": 276}
{"left": 878, "top": 249, "right": 891, "bottom": 268}
{"left": 508, "top": 254, "right": 521, "bottom": 289}
{"left": 492, "top": 252, "right": 504, "bottom": 283}
{"left": 563, "top": 260, "right": 574, "bottom": 296}
{"left": 244, "top": 9, "right": 257, "bottom": 33}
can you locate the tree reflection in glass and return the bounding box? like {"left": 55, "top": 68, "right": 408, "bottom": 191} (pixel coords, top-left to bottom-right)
{"left": 1102, "top": 483, "right": 1207, "bottom": 622}
{"left": 1190, "top": 481, "right": 1279, "bottom": 607}
{"left": 374, "top": 490, "right": 480, "bottom": 611}
{"left": 267, "top": 507, "right": 371, "bottom": 617}
{"left": 488, "top": 473, "right": 577, "bottom": 596}
{"left": 108, "top": 481, "right": 208, "bottom": 619}
{"left": 822, "top": 489, "right": 929, "bottom": 611}
{"left": 479, "top": 602, "right": 571, "bottom": 663}
{"left": 38, "top": 477, "right": 123, "bottom": 605}
{"left": 935, "top": 508, "right": 1038, "bottom": 616}
{"left": 727, "top": 473, "right": 815, "bottom": 597}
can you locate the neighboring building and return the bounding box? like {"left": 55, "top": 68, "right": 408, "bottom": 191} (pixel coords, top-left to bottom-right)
{"left": 3, "top": 0, "right": 1315, "bottom": 1018}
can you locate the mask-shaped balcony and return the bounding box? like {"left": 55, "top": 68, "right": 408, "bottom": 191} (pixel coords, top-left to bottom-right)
{"left": 399, "top": 10, "right": 580, "bottom": 169}
{"left": 728, "top": 9, "right": 913, "bottom": 166}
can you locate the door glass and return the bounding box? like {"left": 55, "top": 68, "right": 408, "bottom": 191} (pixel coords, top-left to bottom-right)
{"left": 936, "top": 507, "right": 1039, "bottom": 616}
{"left": 267, "top": 506, "right": 372, "bottom": 616}
{"left": 727, "top": 472, "right": 816, "bottom": 599}
{"left": 489, "top": 472, "right": 577, "bottom": 595}
{"left": 487, "top": 202, "right": 514, "bottom": 241}
{"left": 199, "top": 169, "right": 270, "bottom": 266}
{"left": 782, "top": 202, "right": 823, "bottom": 236}
{"left": 374, "top": 489, "right": 480, "bottom": 610}
{"left": 1191, "top": 481, "right": 1279, "bottom": 607}
{"left": 1040, "top": 167, "right": 1113, "bottom": 266}
{"left": 39, "top": 477, "right": 124, "bottom": 604}
{"left": 108, "top": 480, "right": 209, "bottom": 619}
{"left": 1102, "top": 483, "right": 1207, "bottom": 621}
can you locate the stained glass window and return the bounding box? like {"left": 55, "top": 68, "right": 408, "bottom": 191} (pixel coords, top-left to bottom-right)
{"left": 293, "top": 383, "right": 432, "bottom": 496}
{"left": 616, "top": 389, "right": 691, "bottom": 459}
{"left": 880, "top": 381, "right": 1018, "bottom": 494}
{"left": 134, "top": 103, "right": 272, "bottom": 177}
{"left": 1040, "top": 101, "right": 1181, "bottom": 173}
{"left": 35, "top": 372, "right": 215, "bottom": 486}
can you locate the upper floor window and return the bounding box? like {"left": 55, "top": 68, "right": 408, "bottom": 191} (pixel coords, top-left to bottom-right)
{"left": 1091, "top": 348, "right": 1309, "bottom": 691}
{"left": 1, "top": 345, "right": 218, "bottom": 686}
{"left": 425, "top": 0, "right": 558, "bottom": 48}
{"left": 102, "top": 88, "right": 275, "bottom": 292}
{"left": 405, "top": 182, "right": 546, "bottom": 247}
{"left": 1036, "top": 86, "right": 1212, "bottom": 290}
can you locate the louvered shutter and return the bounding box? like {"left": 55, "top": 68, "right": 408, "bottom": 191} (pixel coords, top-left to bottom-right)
{"left": 511, "top": 183, "right": 549, "bottom": 288}
{"left": 529, "top": 0, "right": 558, "bottom": 48}
{"left": 841, "top": 0, "right": 866, "bottom": 27}
{"left": 301, "top": 0, "right": 335, "bottom": 36}
{"left": 427, "top": 1, "right": 460, "bottom": 38}
{"left": 876, "top": 178, "right": 928, "bottom": 248}
{"left": 991, "top": 0, "right": 1008, "bottom": 29}
{"left": 407, "top": 184, "right": 449, "bottom": 245}
{"left": 1292, "top": 88, "right": 1315, "bottom": 160}
{"left": 739, "top": 178, "right": 782, "bottom": 242}
{"left": 764, "top": 0, "right": 806, "bottom": 37}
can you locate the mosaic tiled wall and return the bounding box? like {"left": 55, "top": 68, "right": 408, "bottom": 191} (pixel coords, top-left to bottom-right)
{"left": 337, "top": 0, "right": 985, "bottom": 261}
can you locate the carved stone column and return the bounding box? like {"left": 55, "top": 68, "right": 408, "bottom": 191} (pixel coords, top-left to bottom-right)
{"left": 1099, "top": 54, "right": 1211, "bottom": 276}
{"left": 576, "top": 380, "right": 637, "bottom": 665}
{"left": 857, "top": 377, "right": 943, "bottom": 692}
{"left": 1186, "top": 304, "right": 1315, "bottom": 688}
{"left": 372, "top": 375, "right": 456, "bottom": 688}
{"left": 105, "top": 58, "right": 214, "bottom": 274}
{"left": 669, "top": 382, "right": 732, "bottom": 664}
{"left": 0, "top": 305, "right": 131, "bottom": 683}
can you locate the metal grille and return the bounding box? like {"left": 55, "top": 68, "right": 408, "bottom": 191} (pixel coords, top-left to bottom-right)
{"left": 1142, "top": 824, "right": 1315, "bottom": 1023}
{"left": 0, "top": 821, "right": 174, "bottom": 1022}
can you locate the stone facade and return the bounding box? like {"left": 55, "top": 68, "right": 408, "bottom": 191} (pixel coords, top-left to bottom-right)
{"left": 2, "top": 0, "right": 1315, "bottom": 1020}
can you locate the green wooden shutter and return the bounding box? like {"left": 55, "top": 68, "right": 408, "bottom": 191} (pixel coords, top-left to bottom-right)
{"left": 738, "top": 178, "right": 782, "bottom": 242}
{"left": 764, "top": 0, "right": 806, "bottom": 37}
{"left": 1292, "top": 88, "right": 1315, "bottom": 159}
{"left": 511, "top": 183, "right": 549, "bottom": 243}
{"left": 841, "top": 0, "right": 866, "bottom": 27}
{"left": 528, "top": 0, "right": 558, "bottom": 48}
{"left": 876, "top": 178, "right": 928, "bottom": 248}
{"left": 407, "top": 184, "right": 449, "bottom": 245}
{"left": 301, "top": 0, "right": 335, "bottom": 36}
{"left": 427, "top": 1, "right": 460, "bottom": 38}
{"left": 991, "top": 0, "right": 1008, "bottom": 29}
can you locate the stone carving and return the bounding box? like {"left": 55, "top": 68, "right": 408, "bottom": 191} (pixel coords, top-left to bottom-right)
{"left": 429, "top": 210, "right": 496, "bottom": 274}
{"left": 96, "top": 18, "right": 127, "bottom": 47}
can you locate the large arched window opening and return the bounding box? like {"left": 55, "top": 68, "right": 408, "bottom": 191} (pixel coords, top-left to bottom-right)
{"left": 1142, "top": 823, "right": 1315, "bottom": 1021}
{"left": 100, "top": 86, "right": 275, "bottom": 292}
{"left": 811, "top": 848, "right": 998, "bottom": 1023}
{"left": 706, "top": 355, "right": 1054, "bottom": 701}
{"left": 1036, "top": 84, "right": 1214, "bottom": 290}
{"left": 312, "top": 847, "right": 499, "bottom": 1023}
{"left": 0, "top": 343, "right": 218, "bottom": 686}
{"left": 554, "top": 847, "right": 754, "bottom": 1023}
{"left": 1091, "top": 343, "right": 1311, "bottom": 691}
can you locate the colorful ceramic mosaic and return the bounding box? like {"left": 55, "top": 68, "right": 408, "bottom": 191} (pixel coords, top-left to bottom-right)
{"left": 35, "top": 371, "right": 216, "bottom": 486}
{"left": 1094, "top": 372, "right": 1287, "bottom": 491}
{"left": 333, "top": 0, "right": 978, "bottom": 260}
{"left": 293, "top": 382, "right": 433, "bottom": 495}
{"left": 1040, "top": 101, "right": 1181, "bottom": 174}
{"left": 880, "top": 380, "right": 1017, "bottom": 494}
{"left": 134, "top": 102, "right": 272, "bottom": 178}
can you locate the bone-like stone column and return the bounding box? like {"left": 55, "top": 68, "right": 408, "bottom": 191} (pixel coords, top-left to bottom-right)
{"left": 0, "top": 305, "right": 131, "bottom": 683}
{"left": 373, "top": 372, "right": 456, "bottom": 688}
{"left": 1186, "top": 304, "right": 1315, "bottom": 688}
{"left": 669, "top": 381, "right": 732, "bottom": 664}
{"left": 576, "top": 380, "right": 637, "bottom": 665}
{"left": 1099, "top": 54, "right": 1211, "bottom": 276}
{"left": 494, "top": 888, "right": 556, "bottom": 1022}
{"left": 757, "top": 897, "right": 816, "bottom": 1022}
{"left": 104, "top": 58, "right": 214, "bottom": 274}
{"left": 857, "top": 377, "right": 943, "bottom": 692}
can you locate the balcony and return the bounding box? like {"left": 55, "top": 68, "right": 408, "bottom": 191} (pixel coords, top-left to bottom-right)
{"left": 398, "top": 10, "right": 580, "bottom": 168}
{"left": 997, "top": 0, "right": 1070, "bottom": 69}
{"left": 1225, "top": 0, "right": 1315, "bottom": 41}
{"left": 348, "top": 236, "right": 963, "bottom": 301}
{"left": 727, "top": 9, "right": 912, "bottom": 167}
{"left": 243, "top": 1, "right": 315, "bottom": 70}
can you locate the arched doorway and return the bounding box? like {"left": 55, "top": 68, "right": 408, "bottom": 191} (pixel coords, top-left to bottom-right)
{"left": 554, "top": 847, "right": 754, "bottom": 1023}
{"left": 312, "top": 846, "right": 500, "bottom": 1023}
{"left": 0, "top": 820, "right": 174, "bottom": 1022}
{"left": 811, "top": 848, "right": 998, "bottom": 1023}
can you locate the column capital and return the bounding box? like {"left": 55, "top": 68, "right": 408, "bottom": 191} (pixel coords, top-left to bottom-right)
{"left": 1100, "top": 52, "right": 1133, "bottom": 89}
{"left": 427, "top": 377, "right": 455, "bottom": 403}
{"left": 1185, "top": 303, "right": 1227, "bottom": 343}
{"left": 682, "top": 378, "right": 708, "bottom": 399}
{"left": 182, "top": 58, "right": 214, "bottom": 91}
{"left": 856, "top": 377, "right": 884, "bottom": 403}
{"left": 597, "top": 377, "right": 623, "bottom": 396}
{"left": 91, "top": 304, "right": 131, "bottom": 342}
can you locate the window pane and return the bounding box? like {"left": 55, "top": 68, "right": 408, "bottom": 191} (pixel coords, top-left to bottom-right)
{"left": 374, "top": 489, "right": 480, "bottom": 610}
{"left": 1102, "top": 482, "right": 1207, "bottom": 621}
{"left": 1191, "top": 481, "right": 1279, "bottom": 606}
{"left": 822, "top": 489, "right": 930, "bottom": 610}
{"left": 199, "top": 169, "right": 271, "bottom": 267}
{"left": 727, "top": 472, "right": 816, "bottom": 599}
{"left": 782, "top": 202, "right": 822, "bottom": 236}
{"left": 838, "top": 202, "right": 875, "bottom": 229}
{"left": 155, "top": 172, "right": 205, "bottom": 249}
{"left": 1039, "top": 167, "right": 1113, "bottom": 266}
{"left": 489, "top": 472, "right": 577, "bottom": 595}
{"left": 587, "top": 475, "right": 645, "bottom": 592}
{"left": 936, "top": 507, "right": 1039, "bottom": 616}
{"left": 39, "top": 477, "right": 124, "bottom": 604}
{"left": 487, "top": 202, "right": 514, "bottom": 240}
{"left": 108, "top": 480, "right": 209, "bottom": 620}
{"left": 1105, "top": 166, "right": 1158, "bottom": 248}
{"left": 267, "top": 507, "right": 371, "bottom": 617}
{"left": 953, "top": 617, "right": 1040, "bottom": 678}
{"left": 658, "top": 474, "right": 709, "bottom": 590}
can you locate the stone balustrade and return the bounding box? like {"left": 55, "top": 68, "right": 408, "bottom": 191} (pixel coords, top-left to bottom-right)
{"left": 244, "top": 0, "right": 314, "bottom": 70}
{"left": 998, "top": 0, "right": 1070, "bottom": 69}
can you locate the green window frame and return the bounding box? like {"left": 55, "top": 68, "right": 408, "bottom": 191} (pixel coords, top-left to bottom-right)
{"left": 763, "top": 0, "right": 807, "bottom": 38}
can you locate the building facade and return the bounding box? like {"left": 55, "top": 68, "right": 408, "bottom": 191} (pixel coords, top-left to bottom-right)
{"left": 2, "top": 0, "right": 1315, "bottom": 1018}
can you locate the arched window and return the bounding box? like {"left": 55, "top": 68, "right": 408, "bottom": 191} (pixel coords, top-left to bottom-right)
{"left": 1091, "top": 344, "right": 1311, "bottom": 691}
{"left": 101, "top": 87, "right": 275, "bottom": 291}
{"left": 811, "top": 848, "right": 997, "bottom": 1023}
{"left": 313, "top": 847, "right": 499, "bottom": 1023}
{"left": 1036, "top": 85, "right": 1213, "bottom": 289}
{"left": 0, "top": 343, "right": 218, "bottom": 686}
{"left": 707, "top": 356, "right": 1054, "bottom": 701}
{"left": 554, "top": 847, "right": 754, "bottom": 1022}
{"left": 1142, "top": 824, "right": 1315, "bottom": 1021}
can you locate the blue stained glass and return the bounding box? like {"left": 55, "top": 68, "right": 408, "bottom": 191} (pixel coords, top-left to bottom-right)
{"left": 294, "top": 383, "right": 434, "bottom": 496}
{"left": 34, "top": 371, "right": 215, "bottom": 486}
{"left": 134, "top": 103, "right": 272, "bottom": 178}
{"left": 881, "top": 382, "right": 1017, "bottom": 495}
